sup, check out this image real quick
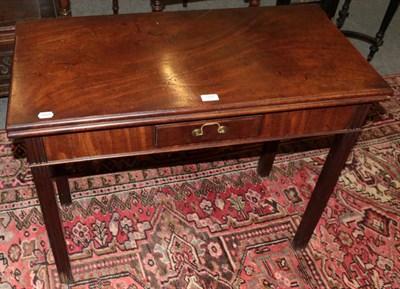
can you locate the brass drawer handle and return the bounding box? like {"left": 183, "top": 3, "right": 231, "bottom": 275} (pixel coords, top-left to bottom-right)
{"left": 192, "top": 122, "right": 227, "bottom": 137}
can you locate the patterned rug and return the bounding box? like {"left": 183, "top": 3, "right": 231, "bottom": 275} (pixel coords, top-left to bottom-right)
{"left": 1, "top": 75, "right": 399, "bottom": 289}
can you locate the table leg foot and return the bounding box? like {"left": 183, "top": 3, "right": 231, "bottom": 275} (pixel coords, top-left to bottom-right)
{"left": 57, "top": 0, "right": 71, "bottom": 16}
{"left": 292, "top": 131, "right": 361, "bottom": 248}
{"left": 368, "top": 0, "right": 399, "bottom": 61}
{"left": 112, "top": 0, "right": 119, "bottom": 14}
{"left": 320, "top": 0, "right": 340, "bottom": 19}
{"left": 257, "top": 141, "right": 279, "bottom": 177}
{"left": 31, "top": 166, "right": 73, "bottom": 284}
{"left": 151, "top": 0, "right": 164, "bottom": 12}
{"left": 249, "top": 0, "right": 261, "bottom": 7}
{"left": 336, "top": 0, "right": 352, "bottom": 28}
{"left": 276, "top": 0, "right": 291, "bottom": 5}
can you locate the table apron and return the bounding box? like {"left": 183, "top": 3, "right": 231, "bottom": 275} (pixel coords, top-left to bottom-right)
{"left": 33, "top": 105, "right": 358, "bottom": 165}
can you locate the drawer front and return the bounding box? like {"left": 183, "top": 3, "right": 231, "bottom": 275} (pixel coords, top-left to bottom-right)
{"left": 43, "top": 126, "right": 154, "bottom": 162}
{"left": 155, "top": 115, "right": 263, "bottom": 147}
{"left": 260, "top": 105, "right": 356, "bottom": 138}
{"left": 41, "top": 106, "right": 356, "bottom": 163}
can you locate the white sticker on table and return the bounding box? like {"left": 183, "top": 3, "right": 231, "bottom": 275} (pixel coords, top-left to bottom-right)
{"left": 38, "top": 111, "right": 54, "bottom": 119}
{"left": 201, "top": 94, "right": 219, "bottom": 102}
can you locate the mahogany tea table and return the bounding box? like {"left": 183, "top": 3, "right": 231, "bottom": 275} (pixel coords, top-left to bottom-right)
{"left": 6, "top": 5, "right": 393, "bottom": 284}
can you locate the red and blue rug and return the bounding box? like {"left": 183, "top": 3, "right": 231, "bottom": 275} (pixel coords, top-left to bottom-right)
{"left": 0, "top": 75, "right": 399, "bottom": 289}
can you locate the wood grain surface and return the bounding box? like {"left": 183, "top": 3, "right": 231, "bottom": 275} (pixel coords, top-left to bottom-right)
{"left": 7, "top": 5, "right": 392, "bottom": 137}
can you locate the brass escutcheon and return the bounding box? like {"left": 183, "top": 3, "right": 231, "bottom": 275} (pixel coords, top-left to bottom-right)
{"left": 192, "top": 122, "right": 227, "bottom": 137}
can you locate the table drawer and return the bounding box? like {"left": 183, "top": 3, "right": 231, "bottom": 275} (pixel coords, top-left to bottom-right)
{"left": 42, "top": 126, "right": 155, "bottom": 162}
{"left": 155, "top": 115, "right": 263, "bottom": 147}
{"left": 259, "top": 105, "right": 356, "bottom": 138}
{"left": 41, "top": 106, "right": 356, "bottom": 163}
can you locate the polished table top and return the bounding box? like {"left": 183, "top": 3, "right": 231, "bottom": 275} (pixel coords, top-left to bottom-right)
{"left": 7, "top": 5, "right": 392, "bottom": 138}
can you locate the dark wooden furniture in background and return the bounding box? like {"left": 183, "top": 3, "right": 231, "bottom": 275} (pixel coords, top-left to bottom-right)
{"left": 69, "top": 0, "right": 339, "bottom": 15}
{"left": 336, "top": 0, "right": 399, "bottom": 61}
{"left": 251, "top": 0, "right": 340, "bottom": 19}
{"left": 7, "top": 5, "right": 392, "bottom": 284}
{"left": 0, "top": 0, "right": 56, "bottom": 97}
{"left": 151, "top": 0, "right": 257, "bottom": 12}
{"left": 150, "top": 0, "right": 340, "bottom": 14}
{"left": 56, "top": 0, "right": 71, "bottom": 16}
